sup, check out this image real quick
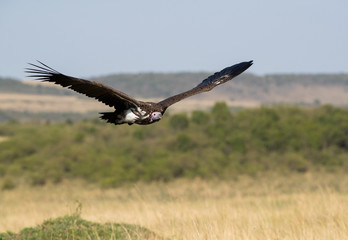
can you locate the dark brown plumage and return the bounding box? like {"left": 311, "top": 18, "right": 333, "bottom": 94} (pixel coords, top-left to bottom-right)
{"left": 26, "top": 60, "right": 253, "bottom": 125}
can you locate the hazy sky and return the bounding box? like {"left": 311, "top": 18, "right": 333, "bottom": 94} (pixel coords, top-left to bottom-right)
{"left": 1, "top": 0, "right": 347, "bottom": 79}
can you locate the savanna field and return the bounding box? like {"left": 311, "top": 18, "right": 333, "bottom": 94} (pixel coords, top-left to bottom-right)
{"left": 1, "top": 103, "right": 348, "bottom": 239}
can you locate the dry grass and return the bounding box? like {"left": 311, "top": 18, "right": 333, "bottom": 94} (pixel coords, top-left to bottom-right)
{"left": 0, "top": 93, "right": 259, "bottom": 114}
{"left": 0, "top": 93, "right": 109, "bottom": 113}
{"left": 1, "top": 173, "right": 348, "bottom": 239}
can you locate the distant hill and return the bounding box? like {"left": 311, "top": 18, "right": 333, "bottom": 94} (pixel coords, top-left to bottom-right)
{"left": 2, "top": 73, "right": 348, "bottom": 106}
{"left": 0, "top": 77, "right": 73, "bottom": 96}
{"left": 92, "top": 73, "right": 348, "bottom": 105}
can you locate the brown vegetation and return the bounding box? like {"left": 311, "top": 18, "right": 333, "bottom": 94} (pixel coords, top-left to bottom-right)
{"left": 1, "top": 174, "right": 348, "bottom": 239}
{"left": 0, "top": 93, "right": 259, "bottom": 114}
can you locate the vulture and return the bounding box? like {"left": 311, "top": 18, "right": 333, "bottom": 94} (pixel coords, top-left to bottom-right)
{"left": 26, "top": 60, "right": 253, "bottom": 125}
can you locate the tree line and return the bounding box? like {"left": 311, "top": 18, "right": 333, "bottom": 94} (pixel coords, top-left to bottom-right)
{"left": 0, "top": 103, "right": 348, "bottom": 189}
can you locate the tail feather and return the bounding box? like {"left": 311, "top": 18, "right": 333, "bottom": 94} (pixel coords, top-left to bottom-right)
{"left": 99, "top": 112, "right": 120, "bottom": 125}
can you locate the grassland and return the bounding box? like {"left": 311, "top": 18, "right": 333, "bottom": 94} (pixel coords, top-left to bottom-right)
{"left": 0, "top": 93, "right": 108, "bottom": 113}
{"left": 1, "top": 93, "right": 348, "bottom": 238}
{"left": 1, "top": 174, "right": 348, "bottom": 240}
{"left": 0, "top": 93, "right": 259, "bottom": 116}
{"left": 1, "top": 215, "right": 159, "bottom": 240}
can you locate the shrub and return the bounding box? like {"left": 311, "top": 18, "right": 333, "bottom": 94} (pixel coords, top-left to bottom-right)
{"left": 191, "top": 110, "right": 210, "bottom": 125}
{"left": 0, "top": 104, "right": 348, "bottom": 186}
{"left": 169, "top": 113, "right": 189, "bottom": 130}
{"left": 0, "top": 215, "right": 160, "bottom": 240}
{"left": 1, "top": 177, "right": 16, "bottom": 190}
{"left": 211, "top": 102, "right": 231, "bottom": 122}
{"left": 283, "top": 152, "right": 309, "bottom": 173}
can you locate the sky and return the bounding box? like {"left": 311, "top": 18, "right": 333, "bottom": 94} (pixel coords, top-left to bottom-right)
{"left": 1, "top": 0, "right": 347, "bottom": 79}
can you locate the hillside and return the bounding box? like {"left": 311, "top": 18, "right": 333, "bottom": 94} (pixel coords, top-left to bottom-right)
{"left": 2, "top": 73, "right": 348, "bottom": 105}
{"left": 1, "top": 73, "right": 348, "bottom": 122}
{"left": 0, "top": 77, "right": 73, "bottom": 96}
{"left": 92, "top": 73, "right": 348, "bottom": 105}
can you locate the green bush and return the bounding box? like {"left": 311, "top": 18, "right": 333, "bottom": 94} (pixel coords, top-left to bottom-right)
{"left": 283, "top": 152, "right": 309, "bottom": 173}
{"left": 0, "top": 104, "right": 348, "bottom": 186}
{"left": 211, "top": 102, "right": 231, "bottom": 122}
{"left": 169, "top": 113, "right": 189, "bottom": 130}
{"left": 191, "top": 110, "right": 210, "bottom": 125}
{"left": 0, "top": 215, "right": 159, "bottom": 240}
{"left": 1, "top": 177, "right": 16, "bottom": 190}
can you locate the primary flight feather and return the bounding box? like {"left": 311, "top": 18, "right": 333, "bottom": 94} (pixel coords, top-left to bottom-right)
{"left": 26, "top": 61, "right": 253, "bottom": 125}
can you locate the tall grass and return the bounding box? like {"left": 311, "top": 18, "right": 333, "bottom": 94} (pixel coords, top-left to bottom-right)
{"left": 1, "top": 173, "right": 348, "bottom": 239}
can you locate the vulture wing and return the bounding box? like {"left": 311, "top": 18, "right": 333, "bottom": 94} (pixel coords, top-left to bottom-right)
{"left": 158, "top": 61, "right": 253, "bottom": 109}
{"left": 26, "top": 61, "right": 142, "bottom": 110}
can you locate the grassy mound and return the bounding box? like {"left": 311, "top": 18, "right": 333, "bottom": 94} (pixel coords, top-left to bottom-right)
{"left": 0, "top": 215, "right": 161, "bottom": 240}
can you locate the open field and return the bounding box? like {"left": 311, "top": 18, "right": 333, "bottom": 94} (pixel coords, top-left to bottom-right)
{"left": 2, "top": 174, "right": 348, "bottom": 240}
{"left": 22, "top": 74, "right": 348, "bottom": 106}
{"left": 0, "top": 93, "right": 260, "bottom": 114}
{"left": 0, "top": 93, "right": 109, "bottom": 113}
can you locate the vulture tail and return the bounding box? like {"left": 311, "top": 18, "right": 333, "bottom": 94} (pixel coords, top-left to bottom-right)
{"left": 99, "top": 112, "right": 120, "bottom": 124}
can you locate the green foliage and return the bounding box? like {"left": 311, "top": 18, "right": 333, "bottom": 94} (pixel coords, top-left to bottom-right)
{"left": 283, "top": 152, "right": 310, "bottom": 172}
{"left": 0, "top": 215, "right": 159, "bottom": 240}
{"left": 211, "top": 102, "right": 231, "bottom": 122}
{"left": 0, "top": 104, "right": 348, "bottom": 187}
{"left": 191, "top": 110, "right": 210, "bottom": 125}
{"left": 169, "top": 113, "right": 189, "bottom": 130}
{"left": 174, "top": 133, "right": 196, "bottom": 152}
{"left": 1, "top": 177, "right": 16, "bottom": 190}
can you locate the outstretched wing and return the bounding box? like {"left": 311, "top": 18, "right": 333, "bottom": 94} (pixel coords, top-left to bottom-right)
{"left": 157, "top": 60, "right": 253, "bottom": 109}
{"left": 26, "top": 61, "right": 142, "bottom": 110}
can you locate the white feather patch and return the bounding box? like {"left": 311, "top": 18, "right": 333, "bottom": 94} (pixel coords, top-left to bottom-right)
{"left": 215, "top": 75, "right": 229, "bottom": 85}
{"left": 137, "top": 107, "right": 147, "bottom": 115}
{"left": 124, "top": 109, "right": 139, "bottom": 123}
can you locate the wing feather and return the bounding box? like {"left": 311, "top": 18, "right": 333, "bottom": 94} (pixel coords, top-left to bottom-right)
{"left": 26, "top": 61, "right": 141, "bottom": 109}
{"left": 158, "top": 61, "right": 253, "bottom": 109}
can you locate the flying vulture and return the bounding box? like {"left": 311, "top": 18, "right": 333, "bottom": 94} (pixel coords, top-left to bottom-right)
{"left": 26, "top": 61, "right": 253, "bottom": 125}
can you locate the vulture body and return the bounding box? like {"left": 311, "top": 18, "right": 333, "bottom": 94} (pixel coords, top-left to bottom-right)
{"left": 26, "top": 61, "right": 253, "bottom": 125}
